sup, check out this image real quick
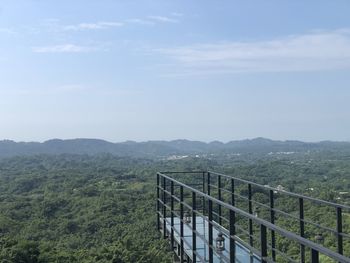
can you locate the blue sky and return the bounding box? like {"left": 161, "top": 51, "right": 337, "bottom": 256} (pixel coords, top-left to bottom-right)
{"left": 0, "top": 0, "right": 350, "bottom": 142}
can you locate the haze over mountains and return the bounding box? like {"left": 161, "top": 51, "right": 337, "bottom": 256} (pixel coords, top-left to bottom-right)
{"left": 0, "top": 138, "right": 349, "bottom": 158}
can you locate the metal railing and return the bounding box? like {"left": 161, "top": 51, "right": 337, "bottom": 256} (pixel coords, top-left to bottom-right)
{"left": 156, "top": 171, "right": 350, "bottom": 263}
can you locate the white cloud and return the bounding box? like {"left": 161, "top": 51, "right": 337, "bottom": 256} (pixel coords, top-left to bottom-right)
{"left": 126, "top": 14, "right": 182, "bottom": 26}
{"left": 126, "top": 18, "right": 155, "bottom": 26}
{"left": 99, "top": 22, "right": 124, "bottom": 27}
{"left": 32, "top": 44, "right": 100, "bottom": 53}
{"left": 63, "top": 21, "right": 123, "bottom": 31}
{"left": 41, "top": 16, "right": 176, "bottom": 33}
{"left": 155, "top": 29, "right": 350, "bottom": 74}
{"left": 148, "top": 16, "right": 178, "bottom": 23}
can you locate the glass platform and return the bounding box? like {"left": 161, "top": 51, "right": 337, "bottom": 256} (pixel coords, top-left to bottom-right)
{"left": 164, "top": 216, "right": 261, "bottom": 263}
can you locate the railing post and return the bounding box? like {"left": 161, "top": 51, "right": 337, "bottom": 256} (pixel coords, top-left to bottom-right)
{"left": 208, "top": 199, "right": 213, "bottom": 263}
{"left": 170, "top": 181, "right": 175, "bottom": 250}
{"left": 202, "top": 171, "right": 206, "bottom": 215}
{"left": 337, "top": 207, "right": 343, "bottom": 255}
{"left": 180, "top": 186, "right": 184, "bottom": 263}
{"left": 230, "top": 178, "right": 236, "bottom": 263}
{"left": 248, "top": 183, "right": 253, "bottom": 247}
{"left": 231, "top": 179, "right": 235, "bottom": 206}
{"left": 207, "top": 172, "right": 211, "bottom": 196}
{"left": 299, "top": 198, "right": 305, "bottom": 263}
{"left": 260, "top": 224, "right": 267, "bottom": 263}
{"left": 162, "top": 176, "right": 167, "bottom": 239}
{"left": 269, "top": 190, "right": 276, "bottom": 261}
{"left": 218, "top": 174, "right": 222, "bottom": 225}
{"left": 157, "top": 173, "right": 160, "bottom": 231}
{"left": 311, "top": 249, "right": 319, "bottom": 263}
{"left": 192, "top": 192, "right": 197, "bottom": 262}
{"left": 229, "top": 211, "right": 236, "bottom": 263}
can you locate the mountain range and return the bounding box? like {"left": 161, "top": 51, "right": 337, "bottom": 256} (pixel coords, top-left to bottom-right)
{"left": 0, "top": 138, "right": 349, "bottom": 158}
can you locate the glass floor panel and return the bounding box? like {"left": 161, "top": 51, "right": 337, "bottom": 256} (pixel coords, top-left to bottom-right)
{"left": 164, "top": 217, "right": 261, "bottom": 263}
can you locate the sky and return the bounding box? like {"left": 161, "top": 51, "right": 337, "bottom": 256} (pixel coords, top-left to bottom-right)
{"left": 0, "top": 0, "right": 350, "bottom": 143}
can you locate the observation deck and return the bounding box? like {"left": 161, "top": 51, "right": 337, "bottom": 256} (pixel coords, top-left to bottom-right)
{"left": 156, "top": 171, "right": 350, "bottom": 263}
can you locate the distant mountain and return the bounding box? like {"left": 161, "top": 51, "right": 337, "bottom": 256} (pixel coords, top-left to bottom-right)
{"left": 0, "top": 138, "right": 349, "bottom": 158}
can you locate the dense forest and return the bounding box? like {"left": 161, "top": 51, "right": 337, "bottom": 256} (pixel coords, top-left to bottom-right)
{"left": 1, "top": 138, "right": 350, "bottom": 158}
{"left": 0, "top": 155, "right": 173, "bottom": 262}
{"left": 0, "top": 148, "right": 349, "bottom": 262}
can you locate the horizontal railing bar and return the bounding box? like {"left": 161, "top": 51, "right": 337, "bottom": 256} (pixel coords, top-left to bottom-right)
{"left": 233, "top": 192, "right": 250, "bottom": 201}
{"left": 158, "top": 200, "right": 208, "bottom": 217}
{"left": 208, "top": 183, "right": 219, "bottom": 189}
{"left": 219, "top": 187, "right": 233, "bottom": 195}
{"left": 235, "top": 224, "right": 250, "bottom": 236}
{"left": 183, "top": 178, "right": 350, "bottom": 238}
{"left": 161, "top": 171, "right": 206, "bottom": 174}
{"left": 212, "top": 210, "right": 230, "bottom": 223}
{"left": 158, "top": 173, "right": 350, "bottom": 263}
{"left": 158, "top": 200, "right": 171, "bottom": 211}
{"left": 250, "top": 199, "right": 271, "bottom": 209}
{"left": 208, "top": 171, "right": 350, "bottom": 210}
{"left": 160, "top": 186, "right": 347, "bottom": 240}
{"left": 161, "top": 188, "right": 192, "bottom": 210}
{"left": 156, "top": 208, "right": 180, "bottom": 219}
{"left": 182, "top": 201, "right": 192, "bottom": 211}
{"left": 161, "top": 170, "right": 350, "bottom": 209}
{"left": 161, "top": 200, "right": 348, "bottom": 241}
{"left": 270, "top": 206, "right": 340, "bottom": 235}
{"left": 237, "top": 196, "right": 347, "bottom": 237}
{"left": 186, "top": 183, "right": 205, "bottom": 187}
{"left": 340, "top": 232, "right": 350, "bottom": 239}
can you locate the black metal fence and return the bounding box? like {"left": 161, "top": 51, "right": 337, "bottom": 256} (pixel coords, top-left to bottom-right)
{"left": 156, "top": 171, "right": 350, "bottom": 263}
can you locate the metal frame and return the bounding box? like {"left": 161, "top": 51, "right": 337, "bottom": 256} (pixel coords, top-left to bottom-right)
{"left": 157, "top": 171, "right": 350, "bottom": 263}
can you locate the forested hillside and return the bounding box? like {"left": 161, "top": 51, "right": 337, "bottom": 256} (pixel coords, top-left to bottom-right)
{"left": 0, "top": 152, "right": 349, "bottom": 262}
{"left": 1, "top": 138, "right": 350, "bottom": 159}
{"left": 0, "top": 155, "right": 173, "bottom": 262}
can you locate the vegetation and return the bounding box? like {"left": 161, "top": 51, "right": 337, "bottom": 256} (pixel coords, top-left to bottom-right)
{"left": 0, "top": 149, "right": 348, "bottom": 262}
{"left": 1, "top": 138, "right": 350, "bottom": 159}
{"left": 0, "top": 155, "right": 172, "bottom": 263}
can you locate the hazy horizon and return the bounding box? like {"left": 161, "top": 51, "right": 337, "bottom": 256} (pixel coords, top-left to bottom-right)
{"left": 1, "top": 136, "right": 350, "bottom": 144}
{"left": 1, "top": 1, "right": 350, "bottom": 142}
